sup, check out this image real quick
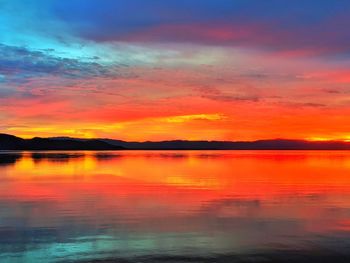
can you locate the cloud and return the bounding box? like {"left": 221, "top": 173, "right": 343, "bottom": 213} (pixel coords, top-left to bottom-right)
{"left": 0, "top": 44, "right": 122, "bottom": 83}
{"left": 50, "top": 0, "right": 350, "bottom": 57}
{"left": 203, "top": 94, "right": 260, "bottom": 102}
{"left": 284, "top": 102, "right": 327, "bottom": 108}
{"left": 0, "top": 87, "right": 16, "bottom": 98}
{"left": 1, "top": 0, "right": 350, "bottom": 141}
{"left": 165, "top": 114, "right": 226, "bottom": 123}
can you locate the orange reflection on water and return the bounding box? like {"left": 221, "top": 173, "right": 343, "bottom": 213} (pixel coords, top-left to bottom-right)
{"left": 1, "top": 150, "right": 350, "bottom": 261}
{"left": 1, "top": 151, "right": 350, "bottom": 206}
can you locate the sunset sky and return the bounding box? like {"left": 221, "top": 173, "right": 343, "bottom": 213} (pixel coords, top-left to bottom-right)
{"left": 1, "top": 0, "right": 350, "bottom": 141}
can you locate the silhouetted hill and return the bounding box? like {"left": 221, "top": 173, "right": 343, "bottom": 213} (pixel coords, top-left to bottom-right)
{"left": 102, "top": 138, "right": 350, "bottom": 150}
{"left": 0, "top": 134, "right": 25, "bottom": 150}
{"left": 0, "top": 134, "right": 124, "bottom": 150}
{"left": 1, "top": 134, "right": 350, "bottom": 150}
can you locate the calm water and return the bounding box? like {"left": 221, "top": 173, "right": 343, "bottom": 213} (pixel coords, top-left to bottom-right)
{"left": 1, "top": 150, "right": 350, "bottom": 262}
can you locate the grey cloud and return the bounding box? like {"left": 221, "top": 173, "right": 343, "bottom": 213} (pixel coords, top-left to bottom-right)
{"left": 204, "top": 94, "right": 260, "bottom": 102}
{"left": 0, "top": 43, "right": 123, "bottom": 82}
{"left": 0, "top": 87, "right": 16, "bottom": 98}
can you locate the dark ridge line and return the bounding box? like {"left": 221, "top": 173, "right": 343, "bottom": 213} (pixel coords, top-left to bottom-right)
{"left": 1, "top": 133, "right": 350, "bottom": 150}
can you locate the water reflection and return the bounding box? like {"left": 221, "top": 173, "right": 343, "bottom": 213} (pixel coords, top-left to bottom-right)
{"left": 0, "top": 153, "right": 22, "bottom": 167}
{"left": 31, "top": 152, "right": 85, "bottom": 164}
{"left": 0, "top": 150, "right": 350, "bottom": 262}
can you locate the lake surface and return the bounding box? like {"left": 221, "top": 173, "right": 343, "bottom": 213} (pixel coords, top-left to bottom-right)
{"left": 1, "top": 150, "right": 350, "bottom": 262}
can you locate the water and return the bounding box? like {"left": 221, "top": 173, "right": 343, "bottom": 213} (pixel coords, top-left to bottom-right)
{"left": 1, "top": 150, "right": 350, "bottom": 262}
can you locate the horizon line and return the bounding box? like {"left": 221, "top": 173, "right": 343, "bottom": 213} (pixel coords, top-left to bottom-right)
{"left": 2, "top": 133, "right": 350, "bottom": 144}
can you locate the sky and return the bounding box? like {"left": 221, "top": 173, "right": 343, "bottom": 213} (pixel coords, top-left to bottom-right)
{"left": 1, "top": 0, "right": 350, "bottom": 141}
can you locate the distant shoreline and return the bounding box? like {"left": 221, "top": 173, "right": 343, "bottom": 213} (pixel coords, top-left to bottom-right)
{"left": 1, "top": 133, "right": 350, "bottom": 151}
{"left": 1, "top": 148, "right": 350, "bottom": 152}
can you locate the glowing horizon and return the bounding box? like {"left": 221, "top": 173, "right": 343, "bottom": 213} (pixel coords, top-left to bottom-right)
{"left": 1, "top": 1, "right": 350, "bottom": 141}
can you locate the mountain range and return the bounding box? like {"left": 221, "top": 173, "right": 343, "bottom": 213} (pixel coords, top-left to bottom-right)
{"left": 1, "top": 133, "right": 350, "bottom": 150}
{"left": 0, "top": 134, "right": 123, "bottom": 150}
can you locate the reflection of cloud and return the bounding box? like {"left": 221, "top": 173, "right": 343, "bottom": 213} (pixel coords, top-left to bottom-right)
{"left": 2, "top": 151, "right": 350, "bottom": 260}
{"left": 200, "top": 198, "right": 261, "bottom": 217}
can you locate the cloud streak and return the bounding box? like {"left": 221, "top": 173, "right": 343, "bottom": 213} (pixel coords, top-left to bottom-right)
{"left": 0, "top": 44, "right": 122, "bottom": 83}
{"left": 51, "top": 0, "right": 350, "bottom": 57}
